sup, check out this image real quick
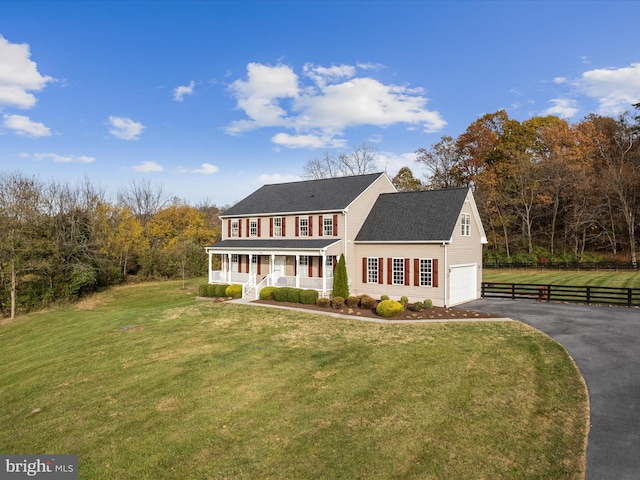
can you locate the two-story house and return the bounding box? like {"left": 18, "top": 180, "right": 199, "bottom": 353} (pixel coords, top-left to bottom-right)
{"left": 205, "top": 172, "right": 487, "bottom": 307}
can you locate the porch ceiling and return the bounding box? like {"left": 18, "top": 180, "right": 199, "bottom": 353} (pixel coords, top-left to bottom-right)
{"left": 205, "top": 238, "right": 340, "bottom": 255}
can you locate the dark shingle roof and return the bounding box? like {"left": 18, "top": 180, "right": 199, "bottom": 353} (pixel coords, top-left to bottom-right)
{"left": 355, "top": 188, "right": 470, "bottom": 242}
{"left": 222, "top": 173, "right": 386, "bottom": 216}
{"left": 206, "top": 239, "right": 339, "bottom": 250}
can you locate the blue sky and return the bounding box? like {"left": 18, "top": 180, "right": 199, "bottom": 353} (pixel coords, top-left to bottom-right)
{"left": 1, "top": 1, "right": 639, "bottom": 206}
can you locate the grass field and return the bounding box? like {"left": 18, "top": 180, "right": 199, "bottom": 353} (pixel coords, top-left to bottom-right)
{"left": 483, "top": 268, "right": 640, "bottom": 289}
{"left": 0, "top": 280, "right": 588, "bottom": 479}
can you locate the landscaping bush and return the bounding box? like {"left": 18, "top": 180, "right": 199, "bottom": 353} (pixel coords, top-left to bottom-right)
{"left": 376, "top": 299, "right": 405, "bottom": 317}
{"left": 360, "top": 295, "right": 377, "bottom": 310}
{"left": 272, "top": 287, "right": 290, "bottom": 302}
{"left": 400, "top": 296, "right": 409, "bottom": 307}
{"left": 423, "top": 299, "right": 433, "bottom": 309}
{"left": 332, "top": 254, "right": 349, "bottom": 299}
{"left": 287, "top": 288, "right": 302, "bottom": 303}
{"left": 300, "top": 289, "right": 319, "bottom": 305}
{"left": 225, "top": 284, "right": 243, "bottom": 298}
{"left": 380, "top": 295, "right": 390, "bottom": 301}
{"left": 215, "top": 284, "right": 231, "bottom": 297}
{"left": 206, "top": 284, "right": 218, "bottom": 297}
{"left": 316, "top": 297, "right": 330, "bottom": 308}
{"left": 259, "top": 286, "right": 277, "bottom": 300}
{"left": 332, "top": 296, "right": 345, "bottom": 309}
{"left": 411, "top": 301, "right": 423, "bottom": 312}
{"left": 198, "top": 284, "right": 210, "bottom": 297}
{"left": 346, "top": 296, "right": 360, "bottom": 308}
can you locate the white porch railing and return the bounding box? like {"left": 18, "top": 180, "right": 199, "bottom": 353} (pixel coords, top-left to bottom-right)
{"left": 210, "top": 271, "right": 333, "bottom": 299}
{"left": 209, "top": 270, "right": 251, "bottom": 284}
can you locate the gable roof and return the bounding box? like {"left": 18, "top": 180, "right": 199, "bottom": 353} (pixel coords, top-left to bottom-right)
{"left": 222, "top": 172, "right": 387, "bottom": 217}
{"left": 355, "top": 187, "right": 470, "bottom": 242}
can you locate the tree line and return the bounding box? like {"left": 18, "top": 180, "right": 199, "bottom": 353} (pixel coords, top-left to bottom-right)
{"left": 0, "top": 175, "right": 221, "bottom": 318}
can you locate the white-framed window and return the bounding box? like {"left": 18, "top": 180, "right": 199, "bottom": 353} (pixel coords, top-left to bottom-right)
{"left": 250, "top": 218, "right": 258, "bottom": 237}
{"left": 273, "top": 217, "right": 282, "bottom": 237}
{"left": 461, "top": 213, "right": 471, "bottom": 236}
{"left": 325, "top": 256, "right": 334, "bottom": 277}
{"left": 299, "top": 216, "right": 309, "bottom": 237}
{"left": 367, "top": 257, "right": 378, "bottom": 284}
{"left": 323, "top": 215, "right": 333, "bottom": 236}
{"left": 252, "top": 255, "right": 258, "bottom": 265}
{"left": 231, "top": 219, "right": 239, "bottom": 237}
{"left": 419, "top": 259, "right": 432, "bottom": 287}
{"left": 231, "top": 254, "right": 239, "bottom": 272}
{"left": 299, "top": 256, "right": 309, "bottom": 277}
{"left": 392, "top": 258, "right": 404, "bottom": 285}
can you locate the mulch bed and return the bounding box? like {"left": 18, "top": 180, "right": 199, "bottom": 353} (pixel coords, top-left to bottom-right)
{"left": 252, "top": 299, "right": 500, "bottom": 320}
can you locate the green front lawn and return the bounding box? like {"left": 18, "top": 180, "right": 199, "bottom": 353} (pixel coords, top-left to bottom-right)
{"left": 483, "top": 268, "right": 640, "bottom": 289}
{"left": 0, "top": 280, "right": 588, "bottom": 479}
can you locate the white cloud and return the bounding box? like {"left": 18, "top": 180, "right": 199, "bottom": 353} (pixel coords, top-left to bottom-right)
{"left": 543, "top": 98, "right": 579, "bottom": 119}
{"left": 226, "top": 62, "right": 446, "bottom": 147}
{"left": 574, "top": 63, "right": 640, "bottom": 115}
{"left": 374, "top": 151, "right": 421, "bottom": 178}
{"left": 108, "top": 116, "right": 144, "bottom": 140}
{"left": 192, "top": 163, "right": 219, "bottom": 175}
{"left": 32, "top": 152, "right": 95, "bottom": 163}
{"left": 173, "top": 81, "right": 195, "bottom": 102}
{"left": 132, "top": 161, "right": 163, "bottom": 172}
{"left": 254, "top": 173, "right": 302, "bottom": 185}
{"left": 553, "top": 77, "right": 567, "bottom": 84}
{"left": 3, "top": 114, "right": 50, "bottom": 137}
{"left": 0, "top": 35, "right": 54, "bottom": 109}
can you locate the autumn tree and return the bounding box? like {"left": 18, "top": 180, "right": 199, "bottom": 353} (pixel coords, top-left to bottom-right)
{"left": 416, "top": 136, "right": 464, "bottom": 189}
{"left": 392, "top": 166, "right": 423, "bottom": 191}
{"left": 302, "top": 143, "right": 378, "bottom": 179}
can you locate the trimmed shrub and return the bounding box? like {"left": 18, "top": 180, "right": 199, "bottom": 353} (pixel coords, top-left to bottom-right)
{"left": 259, "top": 286, "right": 277, "bottom": 300}
{"left": 316, "top": 297, "right": 330, "bottom": 308}
{"left": 360, "top": 295, "right": 377, "bottom": 310}
{"left": 332, "top": 254, "right": 349, "bottom": 299}
{"left": 272, "top": 287, "right": 290, "bottom": 302}
{"left": 400, "top": 296, "right": 409, "bottom": 307}
{"left": 226, "top": 284, "right": 243, "bottom": 298}
{"left": 287, "top": 288, "right": 302, "bottom": 303}
{"left": 423, "top": 299, "right": 433, "bottom": 309}
{"left": 198, "top": 284, "right": 209, "bottom": 297}
{"left": 346, "top": 296, "right": 360, "bottom": 308}
{"left": 300, "top": 289, "right": 319, "bottom": 305}
{"left": 206, "top": 284, "right": 218, "bottom": 297}
{"left": 376, "top": 299, "right": 405, "bottom": 318}
{"left": 215, "top": 284, "right": 230, "bottom": 297}
{"left": 411, "top": 301, "right": 423, "bottom": 312}
{"left": 380, "top": 295, "right": 390, "bottom": 301}
{"left": 332, "top": 296, "right": 345, "bottom": 309}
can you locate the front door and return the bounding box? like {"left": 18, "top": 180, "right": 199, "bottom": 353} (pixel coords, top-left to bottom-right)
{"left": 273, "top": 256, "right": 287, "bottom": 285}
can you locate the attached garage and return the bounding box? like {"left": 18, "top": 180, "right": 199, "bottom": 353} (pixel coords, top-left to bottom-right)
{"left": 449, "top": 263, "right": 478, "bottom": 306}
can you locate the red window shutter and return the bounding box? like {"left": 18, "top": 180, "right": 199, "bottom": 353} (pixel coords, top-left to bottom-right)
{"left": 378, "top": 258, "right": 384, "bottom": 284}
{"left": 414, "top": 259, "right": 419, "bottom": 286}
{"left": 433, "top": 259, "right": 439, "bottom": 287}
{"left": 227, "top": 219, "right": 231, "bottom": 237}
{"left": 319, "top": 258, "right": 323, "bottom": 278}
{"left": 333, "top": 214, "right": 338, "bottom": 236}
{"left": 404, "top": 258, "right": 410, "bottom": 286}
{"left": 308, "top": 216, "right": 313, "bottom": 237}
{"left": 362, "top": 258, "right": 367, "bottom": 283}
{"left": 238, "top": 256, "right": 242, "bottom": 273}
{"left": 318, "top": 215, "right": 323, "bottom": 236}
{"left": 282, "top": 217, "right": 286, "bottom": 236}
{"left": 295, "top": 216, "right": 299, "bottom": 237}
{"left": 387, "top": 258, "right": 392, "bottom": 284}
{"left": 332, "top": 256, "right": 337, "bottom": 272}
{"left": 308, "top": 258, "right": 313, "bottom": 277}
{"left": 270, "top": 218, "right": 273, "bottom": 237}
{"left": 294, "top": 261, "right": 297, "bottom": 276}
{"left": 238, "top": 219, "right": 242, "bottom": 237}
{"left": 257, "top": 257, "right": 261, "bottom": 275}
{"left": 257, "top": 218, "right": 261, "bottom": 237}
{"left": 246, "top": 219, "right": 250, "bottom": 237}
{"left": 245, "top": 256, "right": 250, "bottom": 272}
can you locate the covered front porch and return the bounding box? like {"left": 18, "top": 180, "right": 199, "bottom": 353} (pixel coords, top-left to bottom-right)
{"left": 205, "top": 239, "right": 340, "bottom": 298}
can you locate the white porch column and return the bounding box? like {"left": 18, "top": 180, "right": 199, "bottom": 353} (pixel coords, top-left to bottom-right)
{"left": 321, "top": 252, "right": 327, "bottom": 296}
{"left": 208, "top": 251, "right": 213, "bottom": 283}
{"left": 270, "top": 254, "right": 275, "bottom": 286}
{"left": 295, "top": 255, "right": 300, "bottom": 288}
{"left": 227, "top": 253, "right": 232, "bottom": 283}
{"left": 248, "top": 254, "right": 253, "bottom": 284}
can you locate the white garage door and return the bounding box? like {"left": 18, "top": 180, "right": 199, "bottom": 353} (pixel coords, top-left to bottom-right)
{"left": 449, "top": 264, "right": 478, "bottom": 306}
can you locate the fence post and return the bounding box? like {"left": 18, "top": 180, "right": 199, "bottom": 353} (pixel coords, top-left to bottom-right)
{"left": 629, "top": 288, "right": 633, "bottom": 307}
{"left": 586, "top": 286, "right": 591, "bottom": 305}
{"left": 546, "top": 284, "right": 551, "bottom": 302}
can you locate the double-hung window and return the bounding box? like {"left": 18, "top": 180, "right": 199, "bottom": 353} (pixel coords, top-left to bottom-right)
{"left": 231, "top": 219, "right": 239, "bottom": 238}
{"left": 461, "top": 213, "right": 471, "bottom": 236}
{"left": 299, "top": 216, "right": 309, "bottom": 237}
{"left": 367, "top": 257, "right": 378, "bottom": 284}
{"left": 392, "top": 258, "right": 404, "bottom": 285}
{"left": 273, "top": 217, "right": 282, "bottom": 237}
{"left": 419, "top": 259, "right": 432, "bottom": 287}
{"left": 250, "top": 218, "right": 258, "bottom": 237}
{"left": 323, "top": 215, "right": 333, "bottom": 236}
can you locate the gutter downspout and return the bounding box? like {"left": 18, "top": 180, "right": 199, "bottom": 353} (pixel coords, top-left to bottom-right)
{"left": 443, "top": 242, "right": 449, "bottom": 308}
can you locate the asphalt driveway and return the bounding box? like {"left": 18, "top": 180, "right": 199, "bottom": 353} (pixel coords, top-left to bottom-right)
{"left": 464, "top": 298, "right": 640, "bottom": 480}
